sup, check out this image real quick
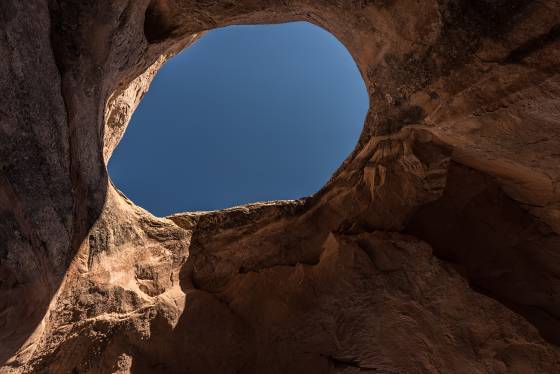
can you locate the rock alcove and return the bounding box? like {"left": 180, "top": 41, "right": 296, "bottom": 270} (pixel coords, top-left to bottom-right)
{"left": 2, "top": 1, "right": 560, "bottom": 373}
{"left": 108, "top": 22, "right": 369, "bottom": 216}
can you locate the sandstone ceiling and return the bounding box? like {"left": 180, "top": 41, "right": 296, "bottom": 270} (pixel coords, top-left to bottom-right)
{"left": 1, "top": 0, "right": 560, "bottom": 373}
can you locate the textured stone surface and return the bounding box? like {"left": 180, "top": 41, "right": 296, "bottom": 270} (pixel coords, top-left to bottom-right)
{"left": 1, "top": 0, "right": 560, "bottom": 373}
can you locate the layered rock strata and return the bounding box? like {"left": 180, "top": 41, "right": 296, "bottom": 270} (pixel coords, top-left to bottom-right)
{"left": 1, "top": 0, "right": 560, "bottom": 373}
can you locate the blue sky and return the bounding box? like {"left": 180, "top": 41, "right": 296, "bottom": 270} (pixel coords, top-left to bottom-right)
{"left": 109, "top": 22, "right": 368, "bottom": 216}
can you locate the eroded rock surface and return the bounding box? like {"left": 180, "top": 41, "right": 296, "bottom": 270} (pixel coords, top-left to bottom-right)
{"left": 1, "top": 0, "right": 559, "bottom": 373}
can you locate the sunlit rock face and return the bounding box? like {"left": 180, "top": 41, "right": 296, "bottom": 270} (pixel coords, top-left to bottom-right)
{"left": 1, "top": 1, "right": 560, "bottom": 373}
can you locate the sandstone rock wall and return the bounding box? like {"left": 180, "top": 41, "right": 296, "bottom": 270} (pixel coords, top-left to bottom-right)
{"left": 1, "top": 1, "right": 559, "bottom": 373}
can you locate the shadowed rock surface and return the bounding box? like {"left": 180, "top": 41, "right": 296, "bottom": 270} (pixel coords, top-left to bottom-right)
{"left": 1, "top": 0, "right": 559, "bottom": 373}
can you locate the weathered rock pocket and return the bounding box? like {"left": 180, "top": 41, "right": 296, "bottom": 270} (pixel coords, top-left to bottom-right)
{"left": 1, "top": 1, "right": 559, "bottom": 373}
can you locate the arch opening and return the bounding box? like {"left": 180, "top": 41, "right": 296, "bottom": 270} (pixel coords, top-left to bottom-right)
{"left": 108, "top": 21, "right": 369, "bottom": 216}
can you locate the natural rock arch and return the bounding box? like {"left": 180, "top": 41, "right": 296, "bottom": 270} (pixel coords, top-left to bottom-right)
{"left": 107, "top": 22, "right": 369, "bottom": 215}
{"left": 1, "top": 1, "right": 559, "bottom": 372}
